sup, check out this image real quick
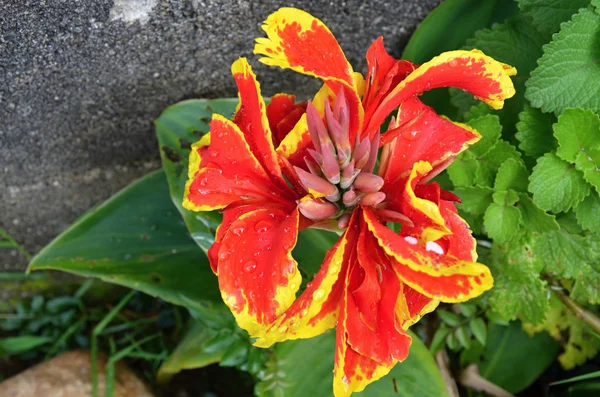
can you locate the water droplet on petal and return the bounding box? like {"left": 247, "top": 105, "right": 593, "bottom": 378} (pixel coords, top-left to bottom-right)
{"left": 219, "top": 251, "right": 231, "bottom": 260}
{"left": 449, "top": 59, "right": 458, "bottom": 67}
{"left": 278, "top": 325, "right": 288, "bottom": 333}
{"left": 232, "top": 227, "right": 245, "bottom": 236}
{"left": 244, "top": 261, "right": 257, "bottom": 273}
{"left": 254, "top": 219, "right": 273, "bottom": 234}
{"left": 401, "top": 129, "right": 420, "bottom": 141}
{"left": 328, "top": 265, "right": 340, "bottom": 275}
{"left": 313, "top": 289, "right": 325, "bottom": 301}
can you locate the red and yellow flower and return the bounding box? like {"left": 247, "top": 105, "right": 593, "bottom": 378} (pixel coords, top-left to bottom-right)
{"left": 183, "top": 7, "right": 516, "bottom": 396}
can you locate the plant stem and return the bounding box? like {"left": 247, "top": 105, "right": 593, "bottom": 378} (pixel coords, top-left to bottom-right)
{"left": 435, "top": 350, "right": 459, "bottom": 397}
{"left": 460, "top": 364, "right": 514, "bottom": 397}
{"left": 0, "top": 227, "right": 32, "bottom": 260}
{"left": 554, "top": 289, "right": 600, "bottom": 334}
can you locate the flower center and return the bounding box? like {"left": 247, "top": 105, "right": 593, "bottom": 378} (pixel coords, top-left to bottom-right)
{"left": 295, "top": 90, "right": 385, "bottom": 226}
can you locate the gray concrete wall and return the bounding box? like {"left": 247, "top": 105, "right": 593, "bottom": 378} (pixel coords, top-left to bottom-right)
{"left": 1, "top": 0, "right": 439, "bottom": 271}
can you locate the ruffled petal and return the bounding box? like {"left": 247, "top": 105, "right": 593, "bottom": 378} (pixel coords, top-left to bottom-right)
{"left": 183, "top": 115, "right": 286, "bottom": 211}
{"left": 440, "top": 200, "right": 478, "bottom": 262}
{"left": 253, "top": 218, "right": 359, "bottom": 347}
{"left": 397, "top": 285, "right": 439, "bottom": 330}
{"left": 365, "top": 49, "right": 516, "bottom": 135}
{"left": 379, "top": 97, "right": 481, "bottom": 179}
{"left": 217, "top": 207, "right": 301, "bottom": 337}
{"left": 254, "top": 8, "right": 364, "bottom": 136}
{"left": 254, "top": 7, "right": 355, "bottom": 87}
{"left": 362, "top": 207, "right": 493, "bottom": 303}
{"left": 231, "top": 58, "right": 291, "bottom": 194}
{"left": 266, "top": 93, "right": 307, "bottom": 145}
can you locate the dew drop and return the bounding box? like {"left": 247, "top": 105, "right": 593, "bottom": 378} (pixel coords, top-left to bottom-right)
{"left": 232, "top": 227, "right": 245, "bottom": 236}
{"left": 449, "top": 59, "right": 458, "bottom": 67}
{"left": 244, "top": 260, "right": 257, "bottom": 273}
{"left": 210, "top": 151, "right": 219, "bottom": 158}
{"left": 219, "top": 251, "right": 231, "bottom": 260}
{"left": 254, "top": 219, "right": 273, "bottom": 233}
{"left": 328, "top": 265, "right": 340, "bottom": 275}
{"left": 301, "top": 308, "right": 309, "bottom": 316}
{"left": 401, "top": 129, "right": 420, "bottom": 141}
{"left": 278, "top": 325, "right": 288, "bottom": 333}
{"left": 313, "top": 289, "right": 325, "bottom": 301}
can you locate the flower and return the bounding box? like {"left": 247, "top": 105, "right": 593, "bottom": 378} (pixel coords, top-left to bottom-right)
{"left": 183, "top": 7, "right": 516, "bottom": 396}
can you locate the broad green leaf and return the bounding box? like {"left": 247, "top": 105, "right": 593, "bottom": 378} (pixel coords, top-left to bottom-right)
{"left": 479, "top": 322, "right": 560, "bottom": 393}
{"left": 526, "top": 9, "right": 600, "bottom": 114}
{"left": 467, "top": 115, "right": 502, "bottom": 157}
{"left": 155, "top": 99, "right": 238, "bottom": 252}
{"left": 575, "top": 192, "right": 600, "bottom": 233}
{"left": 455, "top": 326, "right": 471, "bottom": 349}
{"left": 529, "top": 153, "right": 591, "bottom": 213}
{"left": 492, "top": 190, "right": 519, "bottom": 206}
{"left": 476, "top": 141, "right": 523, "bottom": 187}
{"left": 28, "top": 171, "right": 221, "bottom": 306}
{"left": 494, "top": 158, "right": 529, "bottom": 192}
{"left": 438, "top": 310, "right": 461, "bottom": 327}
{"left": 447, "top": 152, "right": 480, "bottom": 187}
{"left": 576, "top": 147, "right": 600, "bottom": 192}
{"left": 517, "top": 0, "right": 591, "bottom": 35}
{"left": 402, "top": 0, "right": 517, "bottom": 63}
{"left": 533, "top": 227, "right": 591, "bottom": 278}
{"left": 469, "top": 318, "right": 487, "bottom": 346}
{"left": 515, "top": 104, "right": 557, "bottom": 158}
{"left": 0, "top": 336, "right": 51, "bottom": 355}
{"left": 483, "top": 202, "right": 521, "bottom": 243}
{"left": 257, "top": 330, "right": 447, "bottom": 397}
{"left": 157, "top": 320, "right": 223, "bottom": 383}
{"left": 554, "top": 108, "right": 600, "bottom": 163}
{"left": 461, "top": 15, "right": 547, "bottom": 134}
{"left": 517, "top": 193, "right": 559, "bottom": 233}
{"left": 455, "top": 186, "right": 494, "bottom": 215}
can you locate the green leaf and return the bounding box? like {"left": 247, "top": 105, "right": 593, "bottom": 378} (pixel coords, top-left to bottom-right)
{"left": 457, "top": 303, "right": 477, "bottom": 318}
{"left": 488, "top": 237, "right": 549, "bottom": 324}
{"left": 529, "top": 153, "right": 591, "bottom": 213}
{"left": 402, "top": 0, "right": 517, "bottom": 64}
{"left": 483, "top": 202, "right": 521, "bottom": 243}
{"left": 155, "top": 99, "right": 238, "bottom": 252}
{"left": 469, "top": 318, "right": 487, "bottom": 346}
{"left": 517, "top": 193, "right": 559, "bottom": 233}
{"left": 157, "top": 319, "right": 223, "bottom": 382}
{"left": 575, "top": 192, "right": 600, "bottom": 233}
{"left": 446, "top": 332, "right": 460, "bottom": 351}
{"left": 576, "top": 147, "right": 600, "bottom": 192}
{"left": 554, "top": 108, "right": 600, "bottom": 163}
{"left": 28, "top": 171, "right": 221, "bottom": 306}
{"left": 479, "top": 322, "right": 560, "bottom": 393}
{"left": 595, "top": 0, "right": 600, "bottom": 12}
{"left": 515, "top": 104, "right": 557, "bottom": 158}
{"left": 455, "top": 326, "right": 471, "bottom": 349}
{"left": 256, "top": 330, "right": 447, "bottom": 397}
{"left": 447, "top": 152, "right": 480, "bottom": 187}
{"left": 468, "top": 115, "right": 503, "bottom": 157}
{"left": 0, "top": 336, "right": 52, "bottom": 355}
{"left": 534, "top": 227, "right": 593, "bottom": 278}
{"left": 552, "top": 371, "right": 600, "bottom": 386}
{"left": 437, "top": 310, "right": 462, "bottom": 327}
{"left": 517, "top": 0, "right": 591, "bottom": 35}
{"left": 526, "top": 9, "right": 600, "bottom": 114}
{"left": 430, "top": 326, "right": 451, "bottom": 354}
{"left": 476, "top": 141, "right": 523, "bottom": 187}
{"left": 462, "top": 15, "right": 547, "bottom": 134}
{"left": 494, "top": 158, "right": 529, "bottom": 192}
{"left": 492, "top": 190, "right": 519, "bottom": 206}
{"left": 455, "top": 186, "right": 494, "bottom": 215}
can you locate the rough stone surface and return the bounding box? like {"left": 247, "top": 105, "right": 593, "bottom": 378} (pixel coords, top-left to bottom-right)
{"left": 0, "top": 0, "right": 439, "bottom": 271}
{"left": 0, "top": 349, "right": 154, "bottom": 396}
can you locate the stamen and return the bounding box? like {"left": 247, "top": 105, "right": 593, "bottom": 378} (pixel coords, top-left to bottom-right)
{"left": 353, "top": 173, "right": 384, "bottom": 193}
{"left": 298, "top": 199, "right": 338, "bottom": 220}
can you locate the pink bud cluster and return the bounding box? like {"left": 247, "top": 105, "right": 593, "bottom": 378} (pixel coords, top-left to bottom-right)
{"left": 296, "top": 90, "right": 385, "bottom": 226}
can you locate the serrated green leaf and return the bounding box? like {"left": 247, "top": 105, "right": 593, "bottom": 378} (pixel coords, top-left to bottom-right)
{"left": 575, "top": 192, "right": 600, "bottom": 233}
{"left": 469, "top": 318, "right": 487, "bottom": 346}
{"left": 430, "top": 326, "right": 451, "bottom": 354}
{"left": 515, "top": 104, "right": 557, "bottom": 158}
{"left": 484, "top": 202, "right": 521, "bottom": 243}
{"left": 476, "top": 141, "right": 523, "bottom": 187}
{"left": 492, "top": 190, "right": 519, "bottom": 206}
{"left": 455, "top": 326, "right": 471, "bottom": 349}
{"left": 575, "top": 147, "right": 600, "bottom": 191}
{"left": 517, "top": 0, "right": 591, "bottom": 35}
{"left": 517, "top": 193, "right": 559, "bottom": 233}
{"left": 526, "top": 9, "right": 600, "bottom": 114}
{"left": 533, "top": 228, "right": 591, "bottom": 278}
{"left": 455, "top": 186, "right": 494, "bottom": 215}
{"left": 480, "top": 322, "right": 560, "bottom": 393}
{"left": 438, "top": 310, "right": 462, "bottom": 327}
{"left": 495, "top": 158, "right": 529, "bottom": 192}
{"left": 447, "top": 152, "right": 480, "bottom": 187}
{"left": 529, "top": 153, "right": 591, "bottom": 213}
{"left": 468, "top": 115, "right": 503, "bottom": 156}
{"left": 28, "top": 171, "right": 221, "bottom": 306}
{"left": 462, "top": 16, "right": 547, "bottom": 135}
{"left": 554, "top": 108, "right": 600, "bottom": 163}
{"left": 488, "top": 237, "right": 549, "bottom": 324}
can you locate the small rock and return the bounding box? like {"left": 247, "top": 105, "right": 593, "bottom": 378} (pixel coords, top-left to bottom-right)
{"left": 0, "top": 349, "right": 154, "bottom": 397}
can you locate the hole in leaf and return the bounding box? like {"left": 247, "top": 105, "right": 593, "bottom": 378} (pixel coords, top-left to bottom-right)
{"left": 179, "top": 138, "right": 192, "bottom": 149}
{"left": 149, "top": 273, "right": 162, "bottom": 283}
{"left": 162, "top": 146, "right": 182, "bottom": 163}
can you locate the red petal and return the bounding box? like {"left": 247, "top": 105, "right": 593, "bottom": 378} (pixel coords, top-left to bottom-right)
{"left": 231, "top": 58, "right": 292, "bottom": 195}
{"left": 365, "top": 50, "right": 516, "bottom": 135}
{"left": 184, "top": 115, "right": 289, "bottom": 211}
{"left": 379, "top": 97, "right": 481, "bottom": 180}
{"left": 217, "top": 207, "right": 301, "bottom": 337}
